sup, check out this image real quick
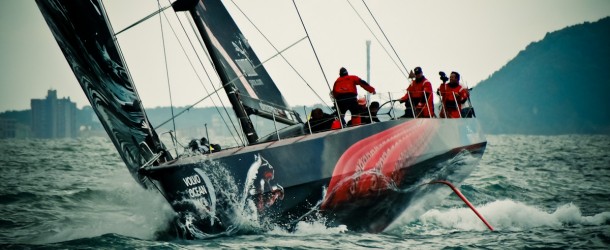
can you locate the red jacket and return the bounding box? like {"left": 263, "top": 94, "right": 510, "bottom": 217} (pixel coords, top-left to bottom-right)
{"left": 400, "top": 78, "right": 434, "bottom": 117}
{"left": 333, "top": 75, "right": 375, "bottom": 97}
{"left": 438, "top": 83, "right": 469, "bottom": 118}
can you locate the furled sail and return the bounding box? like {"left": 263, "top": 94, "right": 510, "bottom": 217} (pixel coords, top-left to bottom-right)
{"left": 173, "top": 0, "right": 301, "bottom": 128}
{"left": 36, "top": 0, "right": 170, "bottom": 184}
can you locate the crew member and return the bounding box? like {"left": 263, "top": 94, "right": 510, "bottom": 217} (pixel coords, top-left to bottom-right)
{"left": 332, "top": 67, "right": 376, "bottom": 126}
{"left": 188, "top": 137, "right": 221, "bottom": 153}
{"left": 438, "top": 71, "right": 469, "bottom": 118}
{"left": 305, "top": 108, "right": 335, "bottom": 133}
{"left": 437, "top": 71, "right": 449, "bottom": 117}
{"left": 347, "top": 97, "right": 369, "bottom": 126}
{"left": 362, "top": 101, "right": 381, "bottom": 124}
{"left": 188, "top": 137, "right": 209, "bottom": 154}
{"left": 399, "top": 66, "right": 435, "bottom": 118}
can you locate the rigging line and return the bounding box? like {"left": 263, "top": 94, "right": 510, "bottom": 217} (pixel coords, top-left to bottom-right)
{"left": 291, "top": 0, "right": 332, "bottom": 92}
{"left": 99, "top": 1, "right": 157, "bottom": 144}
{"left": 217, "top": 36, "right": 307, "bottom": 103}
{"left": 229, "top": 0, "right": 332, "bottom": 110}
{"left": 155, "top": 85, "right": 224, "bottom": 129}
{"left": 162, "top": 9, "right": 242, "bottom": 146}
{"left": 155, "top": 36, "right": 308, "bottom": 129}
{"left": 361, "top": 0, "right": 410, "bottom": 77}
{"left": 114, "top": 5, "right": 172, "bottom": 36}
{"left": 182, "top": 11, "right": 246, "bottom": 146}
{"left": 158, "top": 0, "right": 178, "bottom": 156}
{"left": 167, "top": 0, "right": 242, "bottom": 146}
{"left": 346, "top": 0, "right": 409, "bottom": 80}
{"left": 159, "top": 3, "right": 242, "bottom": 145}
{"left": 194, "top": 35, "right": 311, "bottom": 113}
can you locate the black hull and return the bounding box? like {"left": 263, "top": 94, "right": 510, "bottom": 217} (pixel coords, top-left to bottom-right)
{"left": 144, "top": 118, "right": 486, "bottom": 234}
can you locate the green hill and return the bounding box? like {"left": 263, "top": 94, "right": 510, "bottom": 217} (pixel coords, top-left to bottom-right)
{"left": 472, "top": 16, "right": 610, "bottom": 134}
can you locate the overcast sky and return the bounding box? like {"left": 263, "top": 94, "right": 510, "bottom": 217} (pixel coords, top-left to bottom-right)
{"left": 1, "top": 0, "right": 609, "bottom": 112}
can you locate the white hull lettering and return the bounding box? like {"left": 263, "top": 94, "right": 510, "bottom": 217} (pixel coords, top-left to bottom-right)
{"left": 188, "top": 185, "right": 208, "bottom": 198}
{"left": 183, "top": 175, "right": 202, "bottom": 187}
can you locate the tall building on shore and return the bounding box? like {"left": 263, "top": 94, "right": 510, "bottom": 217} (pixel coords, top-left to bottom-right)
{"left": 30, "top": 89, "right": 77, "bottom": 138}
{"left": 0, "top": 118, "right": 16, "bottom": 139}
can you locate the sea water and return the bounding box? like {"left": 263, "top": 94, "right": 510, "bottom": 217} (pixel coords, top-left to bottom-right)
{"left": 0, "top": 135, "right": 608, "bottom": 249}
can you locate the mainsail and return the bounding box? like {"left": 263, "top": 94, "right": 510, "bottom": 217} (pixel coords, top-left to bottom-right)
{"left": 36, "top": 0, "right": 170, "bottom": 184}
{"left": 173, "top": 0, "right": 301, "bottom": 144}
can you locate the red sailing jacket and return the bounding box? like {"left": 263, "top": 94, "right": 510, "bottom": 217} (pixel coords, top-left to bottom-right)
{"left": 438, "top": 83, "right": 469, "bottom": 118}
{"left": 333, "top": 75, "right": 375, "bottom": 97}
{"left": 400, "top": 78, "right": 434, "bottom": 117}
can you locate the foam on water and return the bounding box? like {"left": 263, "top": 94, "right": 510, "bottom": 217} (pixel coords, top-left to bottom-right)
{"left": 384, "top": 150, "right": 482, "bottom": 232}
{"left": 266, "top": 221, "right": 348, "bottom": 236}
{"left": 32, "top": 170, "right": 176, "bottom": 244}
{"left": 409, "top": 199, "right": 610, "bottom": 233}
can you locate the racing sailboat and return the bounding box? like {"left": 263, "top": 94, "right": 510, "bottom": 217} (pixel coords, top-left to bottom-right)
{"left": 36, "top": 0, "right": 487, "bottom": 237}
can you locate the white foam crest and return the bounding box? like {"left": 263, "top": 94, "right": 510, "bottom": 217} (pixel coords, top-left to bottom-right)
{"left": 185, "top": 159, "right": 264, "bottom": 236}
{"left": 417, "top": 199, "right": 610, "bottom": 232}
{"left": 35, "top": 179, "right": 176, "bottom": 244}
{"left": 292, "top": 221, "right": 348, "bottom": 235}
{"left": 267, "top": 221, "right": 348, "bottom": 236}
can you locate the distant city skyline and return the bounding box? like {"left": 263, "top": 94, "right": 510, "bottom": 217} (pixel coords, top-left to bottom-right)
{"left": 30, "top": 89, "right": 78, "bottom": 138}
{"left": 1, "top": 0, "right": 609, "bottom": 112}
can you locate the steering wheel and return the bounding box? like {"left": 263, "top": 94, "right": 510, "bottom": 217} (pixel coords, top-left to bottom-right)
{"left": 376, "top": 100, "right": 400, "bottom": 121}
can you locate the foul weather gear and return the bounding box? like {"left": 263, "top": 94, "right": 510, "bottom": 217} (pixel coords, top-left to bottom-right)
{"left": 438, "top": 83, "right": 469, "bottom": 118}
{"left": 332, "top": 75, "right": 376, "bottom": 125}
{"left": 399, "top": 77, "right": 435, "bottom": 118}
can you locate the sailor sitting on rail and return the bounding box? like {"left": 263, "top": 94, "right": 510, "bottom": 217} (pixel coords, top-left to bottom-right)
{"left": 188, "top": 137, "right": 210, "bottom": 154}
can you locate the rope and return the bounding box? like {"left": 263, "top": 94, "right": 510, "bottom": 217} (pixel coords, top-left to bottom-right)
{"left": 155, "top": 85, "right": 225, "bottom": 129}
{"left": 158, "top": 0, "right": 178, "bottom": 156}
{"left": 155, "top": 36, "right": 308, "bottom": 129}
{"left": 229, "top": 0, "right": 332, "bottom": 110}
{"left": 106, "top": 0, "right": 246, "bottom": 147}
{"left": 114, "top": 5, "right": 172, "bottom": 36}
{"left": 99, "top": 0, "right": 158, "bottom": 145}
{"left": 162, "top": 4, "right": 243, "bottom": 146}
{"left": 184, "top": 14, "right": 247, "bottom": 146}
{"left": 291, "top": 0, "right": 332, "bottom": 92}
{"left": 361, "top": 0, "right": 410, "bottom": 77}
{"left": 346, "top": 0, "right": 409, "bottom": 80}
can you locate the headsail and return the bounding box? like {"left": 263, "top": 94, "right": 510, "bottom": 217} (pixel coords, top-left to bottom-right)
{"left": 36, "top": 0, "right": 170, "bottom": 184}
{"left": 173, "top": 0, "right": 301, "bottom": 141}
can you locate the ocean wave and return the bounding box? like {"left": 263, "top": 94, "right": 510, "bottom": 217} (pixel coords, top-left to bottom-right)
{"left": 410, "top": 199, "right": 610, "bottom": 232}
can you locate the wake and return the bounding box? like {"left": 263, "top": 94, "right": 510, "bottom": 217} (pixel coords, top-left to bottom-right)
{"left": 405, "top": 199, "right": 610, "bottom": 232}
